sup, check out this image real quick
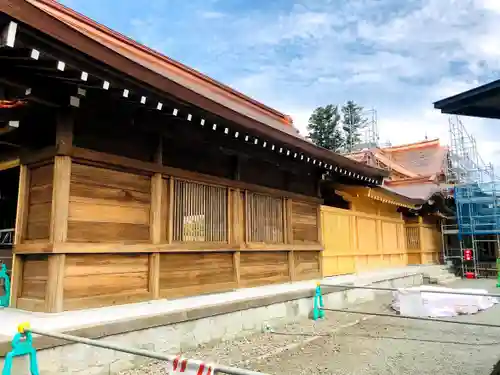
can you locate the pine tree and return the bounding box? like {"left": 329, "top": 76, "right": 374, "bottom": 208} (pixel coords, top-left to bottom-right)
{"left": 342, "top": 101, "right": 367, "bottom": 152}
{"left": 307, "top": 104, "right": 344, "bottom": 152}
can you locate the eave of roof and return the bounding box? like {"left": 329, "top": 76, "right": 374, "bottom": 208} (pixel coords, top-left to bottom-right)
{"left": 385, "top": 176, "right": 436, "bottom": 185}
{"left": 381, "top": 138, "right": 440, "bottom": 152}
{"left": 345, "top": 148, "right": 418, "bottom": 178}
{"left": 26, "top": 0, "right": 299, "bottom": 136}
{"left": 3, "top": 0, "right": 388, "bottom": 179}
{"left": 333, "top": 184, "right": 423, "bottom": 208}
{"left": 434, "top": 79, "right": 500, "bottom": 119}
{"left": 383, "top": 182, "right": 442, "bottom": 201}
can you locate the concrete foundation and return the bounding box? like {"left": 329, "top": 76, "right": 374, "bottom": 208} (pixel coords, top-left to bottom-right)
{"left": 0, "top": 265, "right": 450, "bottom": 374}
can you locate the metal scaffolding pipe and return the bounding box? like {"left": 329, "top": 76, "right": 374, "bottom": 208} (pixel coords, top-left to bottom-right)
{"left": 27, "top": 327, "right": 268, "bottom": 375}
{"left": 320, "top": 283, "right": 500, "bottom": 299}
{"left": 324, "top": 308, "right": 500, "bottom": 328}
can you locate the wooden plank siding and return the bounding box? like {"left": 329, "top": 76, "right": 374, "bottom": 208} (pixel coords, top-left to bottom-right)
{"left": 68, "top": 164, "right": 152, "bottom": 242}
{"left": 25, "top": 163, "right": 53, "bottom": 241}
{"left": 405, "top": 222, "right": 442, "bottom": 265}
{"left": 321, "top": 203, "right": 408, "bottom": 277}
{"left": 12, "top": 149, "right": 323, "bottom": 312}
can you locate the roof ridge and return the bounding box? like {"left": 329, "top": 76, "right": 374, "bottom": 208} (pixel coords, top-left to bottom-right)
{"left": 382, "top": 138, "right": 441, "bottom": 152}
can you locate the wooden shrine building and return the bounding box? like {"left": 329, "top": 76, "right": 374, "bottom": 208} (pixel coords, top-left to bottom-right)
{"left": 0, "top": 0, "right": 386, "bottom": 313}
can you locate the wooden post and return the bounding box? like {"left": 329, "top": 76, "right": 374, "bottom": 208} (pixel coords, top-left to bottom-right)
{"left": 149, "top": 136, "right": 163, "bottom": 299}
{"left": 149, "top": 253, "right": 160, "bottom": 299}
{"left": 167, "top": 177, "right": 175, "bottom": 243}
{"left": 284, "top": 198, "right": 295, "bottom": 281}
{"left": 13, "top": 165, "right": 29, "bottom": 245}
{"left": 376, "top": 219, "right": 384, "bottom": 254}
{"left": 418, "top": 218, "right": 426, "bottom": 265}
{"left": 9, "top": 255, "right": 23, "bottom": 307}
{"left": 317, "top": 204, "right": 325, "bottom": 278}
{"left": 47, "top": 155, "right": 71, "bottom": 311}
{"left": 46, "top": 254, "right": 65, "bottom": 312}
{"left": 232, "top": 155, "right": 241, "bottom": 181}
{"left": 150, "top": 174, "right": 165, "bottom": 244}
{"left": 233, "top": 251, "right": 241, "bottom": 286}
{"left": 316, "top": 204, "right": 322, "bottom": 246}
{"left": 10, "top": 164, "right": 30, "bottom": 307}
{"left": 227, "top": 188, "right": 233, "bottom": 244}
{"left": 10, "top": 165, "right": 29, "bottom": 307}
{"left": 55, "top": 110, "right": 74, "bottom": 155}
{"left": 243, "top": 190, "right": 249, "bottom": 244}
{"left": 46, "top": 113, "right": 73, "bottom": 312}
{"left": 50, "top": 158, "right": 71, "bottom": 243}
{"left": 350, "top": 214, "right": 359, "bottom": 271}
{"left": 231, "top": 188, "right": 242, "bottom": 286}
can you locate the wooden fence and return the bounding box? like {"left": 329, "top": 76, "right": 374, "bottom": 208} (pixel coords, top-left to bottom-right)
{"left": 321, "top": 205, "right": 407, "bottom": 276}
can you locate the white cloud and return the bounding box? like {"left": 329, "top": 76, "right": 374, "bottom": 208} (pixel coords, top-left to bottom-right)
{"left": 65, "top": 0, "right": 500, "bottom": 170}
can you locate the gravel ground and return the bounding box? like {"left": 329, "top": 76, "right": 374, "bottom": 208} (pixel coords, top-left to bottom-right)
{"left": 121, "top": 279, "right": 500, "bottom": 375}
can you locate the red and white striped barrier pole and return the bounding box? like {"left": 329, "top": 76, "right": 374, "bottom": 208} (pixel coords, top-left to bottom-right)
{"left": 168, "top": 355, "right": 215, "bottom": 375}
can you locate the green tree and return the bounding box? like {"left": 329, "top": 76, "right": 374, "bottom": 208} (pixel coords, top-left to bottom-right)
{"left": 341, "top": 100, "right": 367, "bottom": 152}
{"left": 307, "top": 104, "right": 344, "bottom": 151}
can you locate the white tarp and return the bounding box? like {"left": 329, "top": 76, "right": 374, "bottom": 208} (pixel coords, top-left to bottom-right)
{"left": 392, "top": 285, "right": 498, "bottom": 318}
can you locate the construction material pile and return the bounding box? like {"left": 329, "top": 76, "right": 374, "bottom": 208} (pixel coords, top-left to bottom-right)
{"left": 392, "top": 285, "right": 498, "bottom": 318}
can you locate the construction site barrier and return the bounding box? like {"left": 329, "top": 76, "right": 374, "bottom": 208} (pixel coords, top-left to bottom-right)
{"left": 0, "top": 264, "right": 9, "bottom": 308}
{"left": 311, "top": 283, "right": 500, "bottom": 328}
{"left": 1, "top": 323, "right": 268, "bottom": 375}
{"left": 318, "top": 283, "right": 500, "bottom": 299}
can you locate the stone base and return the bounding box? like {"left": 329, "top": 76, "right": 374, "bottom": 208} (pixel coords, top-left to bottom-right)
{"left": 0, "top": 266, "right": 432, "bottom": 374}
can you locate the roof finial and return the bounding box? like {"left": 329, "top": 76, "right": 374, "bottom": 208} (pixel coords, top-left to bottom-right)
{"left": 424, "top": 132, "right": 428, "bottom": 141}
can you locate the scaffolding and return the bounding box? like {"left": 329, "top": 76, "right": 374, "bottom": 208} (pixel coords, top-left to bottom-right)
{"left": 361, "top": 108, "right": 379, "bottom": 148}
{"left": 344, "top": 108, "right": 379, "bottom": 152}
{"left": 442, "top": 116, "right": 499, "bottom": 278}
{"left": 446, "top": 116, "right": 494, "bottom": 184}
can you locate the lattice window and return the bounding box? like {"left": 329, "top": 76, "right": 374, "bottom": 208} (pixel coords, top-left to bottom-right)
{"left": 172, "top": 180, "right": 228, "bottom": 242}
{"left": 405, "top": 226, "right": 420, "bottom": 249}
{"left": 246, "top": 192, "right": 284, "bottom": 243}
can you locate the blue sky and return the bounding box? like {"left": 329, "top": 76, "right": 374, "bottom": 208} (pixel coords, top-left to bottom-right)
{"left": 61, "top": 0, "right": 500, "bottom": 168}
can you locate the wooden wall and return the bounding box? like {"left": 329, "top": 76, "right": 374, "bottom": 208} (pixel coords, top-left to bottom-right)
{"left": 63, "top": 253, "right": 150, "bottom": 310}
{"left": 405, "top": 221, "right": 442, "bottom": 265}
{"left": 321, "top": 202, "right": 407, "bottom": 276}
{"left": 67, "top": 164, "right": 151, "bottom": 242}
{"left": 291, "top": 201, "right": 319, "bottom": 243}
{"left": 13, "top": 152, "right": 322, "bottom": 312}
{"left": 16, "top": 254, "right": 49, "bottom": 312}
{"left": 160, "top": 252, "right": 236, "bottom": 298}
{"left": 25, "top": 163, "right": 53, "bottom": 241}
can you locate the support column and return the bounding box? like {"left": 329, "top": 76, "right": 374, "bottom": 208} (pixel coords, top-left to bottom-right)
{"left": 418, "top": 216, "right": 425, "bottom": 264}
{"left": 285, "top": 198, "right": 295, "bottom": 281}
{"left": 46, "top": 111, "right": 73, "bottom": 312}
{"left": 231, "top": 188, "right": 243, "bottom": 286}
{"left": 10, "top": 165, "right": 29, "bottom": 307}
{"left": 149, "top": 136, "right": 164, "bottom": 299}
{"left": 231, "top": 157, "right": 243, "bottom": 286}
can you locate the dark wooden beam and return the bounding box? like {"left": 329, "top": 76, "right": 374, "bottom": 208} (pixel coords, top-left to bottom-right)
{"left": 55, "top": 109, "right": 74, "bottom": 155}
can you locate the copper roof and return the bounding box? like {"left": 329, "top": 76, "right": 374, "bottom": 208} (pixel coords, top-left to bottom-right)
{"left": 384, "top": 183, "right": 442, "bottom": 201}
{"left": 2, "top": 0, "right": 388, "bottom": 178}
{"left": 382, "top": 139, "right": 448, "bottom": 178}
{"left": 25, "top": 0, "right": 301, "bottom": 137}
{"left": 346, "top": 139, "right": 447, "bottom": 182}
